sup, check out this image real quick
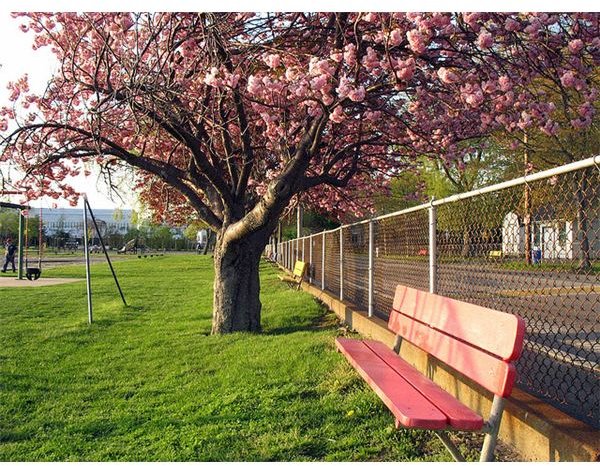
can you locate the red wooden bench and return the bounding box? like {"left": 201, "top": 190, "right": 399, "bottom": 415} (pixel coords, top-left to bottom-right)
{"left": 336, "top": 285, "right": 525, "bottom": 461}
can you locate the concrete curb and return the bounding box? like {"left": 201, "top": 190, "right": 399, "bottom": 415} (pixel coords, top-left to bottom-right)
{"left": 301, "top": 281, "right": 600, "bottom": 462}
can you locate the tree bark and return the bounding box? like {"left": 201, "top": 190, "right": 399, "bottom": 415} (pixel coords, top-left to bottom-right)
{"left": 211, "top": 232, "right": 267, "bottom": 334}
{"left": 461, "top": 227, "right": 472, "bottom": 258}
{"left": 575, "top": 169, "right": 591, "bottom": 270}
{"left": 202, "top": 229, "right": 213, "bottom": 255}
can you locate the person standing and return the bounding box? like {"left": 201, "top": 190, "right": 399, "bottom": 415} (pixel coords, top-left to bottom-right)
{"left": 2, "top": 238, "right": 17, "bottom": 273}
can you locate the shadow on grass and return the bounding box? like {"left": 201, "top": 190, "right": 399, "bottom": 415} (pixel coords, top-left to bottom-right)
{"left": 264, "top": 300, "right": 338, "bottom": 337}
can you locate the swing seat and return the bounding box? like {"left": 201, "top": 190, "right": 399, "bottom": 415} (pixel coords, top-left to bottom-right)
{"left": 26, "top": 267, "right": 42, "bottom": 281}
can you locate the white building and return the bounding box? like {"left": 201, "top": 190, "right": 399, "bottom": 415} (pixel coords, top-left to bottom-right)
{"left": 502, "top": 211, "right": 600, "bottom": 261}
{"left": 31, "top": 207, "right": 134, "bottom": 241}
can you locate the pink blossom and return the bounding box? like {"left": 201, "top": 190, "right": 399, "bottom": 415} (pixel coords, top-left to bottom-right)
{"left": 348, "top": 86, "right": 366, "bottom": 102}
{"left": 464, "top": 90, "right": 484, "bottom": 107}
{"left": 482, "top": 80, "right": 497, "bottom": 93}
{"left": 406, "top": 29, "right": 426, "bottom": 54}
{"left": 285, "top": 67, "right": 299, "bottom": 81}
{"left": 309, "top": 57, "right": 335, "bottom": 77}
{"left": 225, "top": 73, "right": 240, "bottom": 88}
{"left": 361, "top": 47, "right": 379, "bottom": 71}
{"left": 365, "top": 110, "right": 381, "bottom": 121}
{"left": 343, "top": 43, "right": 356, "bottom": 66}
{"left": 568, "top": 39, "right": 584, "bottom": 54}
{"left": 321, "top": 93, "right": 334, "bottom": 105}
{"left": 336, "top": 75, "right": 352, "bottom": 99}
{"left": 329, "top": 105, "right": 345, "bottom": 123}
{"left": 437, "top": 67, "right": 459, "bottom": 84}
{"left": 330, "top": 50, "right": 343, "bottom": 63}
{"left": 477, "top": 31, "right": 493, "bottom": 49}
{"left": 246, "top": 75, "right": 262, "bottom": 94}
{"left": 540, "top": 119, "right": 559, "bottom": 136}
{"left": 389, "top": 28, "right": 403, "bottom": 46}
{"left": 395, "top": 57, "right": 415, "bottom": 81}
{"left": 120, "top": 15, "right": 134, "bottom": 31}
{"left": 363, "top": 13, "right": 377, "bottom": 23}
{"left": 479, "top": 113, "right": 493, "bottom": 125}
{"left": 264, "top": 53, "right": 281, "bottom": 69}
{"left": 505, "top": 18, "right": 521, "bottom": 32}
{"left": 560, "top": 70, "right": 576, "bottom": 88}
{"left": 311, "top": 74, "right": 329, "bottom": 92}
{"left": 203, "top": 67, "right": 220, "bottom": 87}
{"left": 578, "top": 102, "right": 594, "bottom": 118}
{"left": 498, "top": 76, "right": 511, "bottom": 92}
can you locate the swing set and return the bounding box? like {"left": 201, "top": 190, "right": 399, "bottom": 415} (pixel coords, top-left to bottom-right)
{"left": 0, "top": 200, "right": 28, "bottom": 280}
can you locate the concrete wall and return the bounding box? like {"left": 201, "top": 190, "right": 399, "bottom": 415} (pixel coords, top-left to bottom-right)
{"left": 301, "top": 282, "right": 600, "bottom": 462}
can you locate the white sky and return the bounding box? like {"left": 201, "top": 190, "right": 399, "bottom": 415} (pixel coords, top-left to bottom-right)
{"left": 1, "top": 1, "right": 597, "bottom": 209}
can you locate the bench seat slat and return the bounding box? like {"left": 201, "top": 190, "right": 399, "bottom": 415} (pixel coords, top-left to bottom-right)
{"left": 336, "top": 338, "right": 448, "bottom": 429}
{"left": 362, "top": 340, "right": 483, "bottom": 430}
{"left": 392, "top": 285, "right": 525, "bottom": 361}
{"left": 390, "top": 312, "right": 516, "bottom": 397}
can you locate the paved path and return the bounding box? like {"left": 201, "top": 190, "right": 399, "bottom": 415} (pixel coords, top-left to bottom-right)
{"left": 0, "top": 276, "right": 83, "bottom": 287}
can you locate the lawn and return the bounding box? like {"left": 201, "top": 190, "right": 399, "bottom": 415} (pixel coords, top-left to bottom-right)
{"left": 1, "top": 254, "right": 466, "bottom": 461}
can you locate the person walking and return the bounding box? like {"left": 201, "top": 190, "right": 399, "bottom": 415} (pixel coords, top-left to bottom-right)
{"left": 2, "top": 238, "right": 17, "bottom": 273}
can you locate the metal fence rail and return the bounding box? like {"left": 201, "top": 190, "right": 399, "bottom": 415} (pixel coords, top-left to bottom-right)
{"left": 272, "top": 155, "right": 600, "bottom": 429}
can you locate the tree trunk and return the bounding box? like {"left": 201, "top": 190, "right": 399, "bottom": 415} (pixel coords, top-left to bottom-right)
{"left": 575, "top": 169, "right": 591, "bottom": 270}
{"left": 202, "top": 229, "right": 213, "bottom": 255}
{"left": 461, "top": 227, "right": 471, "bottom": 258}
{"left": 211, "top": 233, "right": 267, "bottom": 334}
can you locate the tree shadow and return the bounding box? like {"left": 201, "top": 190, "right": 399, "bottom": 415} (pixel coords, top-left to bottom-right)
{"left": 263, "top": 300, "right": 339, "bottom": 336}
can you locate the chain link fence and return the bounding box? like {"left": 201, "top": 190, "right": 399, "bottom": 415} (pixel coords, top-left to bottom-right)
{"left": 273, "top": 155, "right": 600, "bottom": 429}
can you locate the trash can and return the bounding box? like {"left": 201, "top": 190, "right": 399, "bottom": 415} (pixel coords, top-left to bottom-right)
{"left": 531, "top": 247, "right": 542, "bottom": 264}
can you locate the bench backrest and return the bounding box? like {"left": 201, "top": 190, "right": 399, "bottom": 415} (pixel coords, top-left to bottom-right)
{"left": 293, "top": 260, "right": 307, "bottom": 278}
{"left": 389, "top": 285, "right": 525, "bottom": 398}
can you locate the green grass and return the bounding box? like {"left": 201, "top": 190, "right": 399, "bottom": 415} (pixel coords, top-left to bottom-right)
{"left": 0, "top": 254, "right": 463, "bottom": 461}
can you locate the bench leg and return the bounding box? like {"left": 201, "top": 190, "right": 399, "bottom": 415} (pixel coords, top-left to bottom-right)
{"left": 435, "top": 431, "right": 466, "bottom": 462}
{"left": 479, "top": 395, "right": 506, "bottom": 462}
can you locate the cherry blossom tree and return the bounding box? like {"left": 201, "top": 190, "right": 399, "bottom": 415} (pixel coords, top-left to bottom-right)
{"left": 1, "top": 12, "right": 598, "bottom": 333}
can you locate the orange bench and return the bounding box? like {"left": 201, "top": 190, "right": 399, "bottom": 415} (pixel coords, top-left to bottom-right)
{"left": 336, "top": 285, "right": 525, "bottom": 461}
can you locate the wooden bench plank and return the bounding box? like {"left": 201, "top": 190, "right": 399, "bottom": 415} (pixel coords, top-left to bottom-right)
{"left": 392, "top": 285, "right": 525, "bottom": 361}
{"left": 363, "top": 340, "right": 484, "bottom": 431}
{"left": 389, "top": 311, "right": 517, "bottom": 397}
{"left": 336, "top": 338, "right": 448, "bottom": 429}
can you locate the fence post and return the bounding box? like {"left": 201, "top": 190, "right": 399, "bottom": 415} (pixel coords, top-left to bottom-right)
{"left": 302, "top": 237, "right": 305, "bottom": 262}
{"left": 429, "top": 198, "right": 437, "bottom": 294}
{"left": 309, "top": 234, "right": 313, "bottom": 284}
{"left": 295, "top": 238, "right": 299, "bottom": 264}
{"left": 368, "top": 220, "right": 374, "bottom": 317}
{"left": 339, "top": 227, "right": 344, "bottom": 301}
{"left": 321, "top": 231, "right": 326, "bottom": 290}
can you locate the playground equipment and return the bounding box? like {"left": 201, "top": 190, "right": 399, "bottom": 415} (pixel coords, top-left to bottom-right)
{"left": 82, "top": 195, "right": 127, "bottom": 324}
{"left": 0, "top": 200, "right": 28, "bottom": 280}
{"left": 24, "top": 206, "right": 44, "bottom": 280}
{"left": 117, "top": 238, "right": 137, "bottom": 254}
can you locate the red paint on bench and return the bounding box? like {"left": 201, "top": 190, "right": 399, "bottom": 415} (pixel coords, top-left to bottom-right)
{"left": 390, "top": 311, "right": 516, "bottom": 397}
{"left": 391, "top": 285, "right": 525, "bottom": 361}
{"left": 363, "top": 340, "right": 484, "bottom": 430}
{"left": 336, "top": 338, "right": 448, "bottom": 429}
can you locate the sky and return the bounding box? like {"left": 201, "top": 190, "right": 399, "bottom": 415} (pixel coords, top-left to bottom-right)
{"left": 1, "top": 1, "right": 597, "bottom": 210}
